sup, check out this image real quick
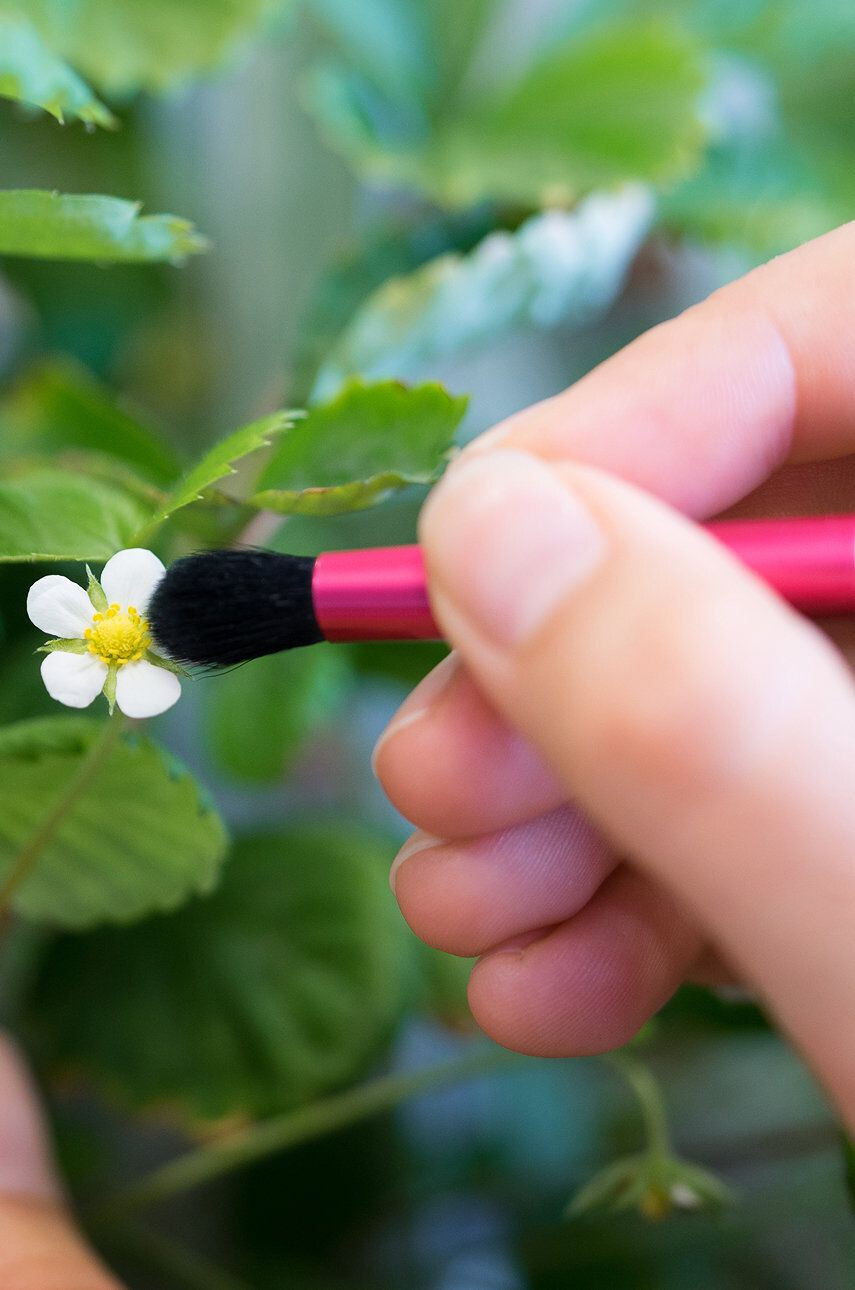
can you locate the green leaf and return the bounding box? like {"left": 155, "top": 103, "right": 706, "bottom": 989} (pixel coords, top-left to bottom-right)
{"left": 0, "top": 15, "right": 116, "bottom": 127}
{"left": 293, "top": 207, "right": 497, "bottom": 399}
{"left": 0, "top": 466, "right": 150, "bottom": 562}
{"left": 0, "top": 638, "right": 59, "bottom": 725}
{"left": 0, "top": 717, "right": 227, "bottom": 928}
{"left": 314, "top": 187, "right": 654, "bottom": 395}
{"left": 305, "top": 0, "right": 431, "bottom": 105}
{"left": 305, "top": 18, "right": 707, "bottom": 207}
{"left": 773, "top": 49, "right": 855, "bottom": 223}
{"left": 422, "top": 0, "right": 496, "bottom": 109}
{"left": 662, "top": 138, "right": 839, "bottom": 259}
{"left": 0, "top": 360, "right": 180, "bottom": 487}
{"left": 207, "top": 645, "right": 351, "bottom": 783}
{"left": 146, "top": 410, "right": 296, "bottom": 531}
{"left": 660, "top": 53, "right": 842, "bottom": 259}
{"left": 0, "top": 191, "right": 208, "bottom": 263}
{"left": 32, "top": 828, "right": 408, "bottom": 1118}
{"left": 427, "top": 21, "right": 707, "bottom": 207}
{"left": 17, "top": 0, "right": 288, "bottom": 96}
{"left": 252, "top": 381, "right": 467, "bottom": 516}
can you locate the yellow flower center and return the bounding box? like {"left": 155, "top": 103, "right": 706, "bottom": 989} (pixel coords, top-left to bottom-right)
{"left": 84, "top": 604, "right": 151, "bottom": 666}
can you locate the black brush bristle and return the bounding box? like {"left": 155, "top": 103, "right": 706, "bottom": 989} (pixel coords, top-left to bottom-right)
{"left": 148, "top": 550, "right": 324, "bottom": 667}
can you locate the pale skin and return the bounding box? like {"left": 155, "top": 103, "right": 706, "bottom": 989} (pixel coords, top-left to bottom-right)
{"left": 375, "top": 223, "right": 855, "bottom": 1133}
{"left": 3, "top": 226, "right": 855, "bottom": 1283}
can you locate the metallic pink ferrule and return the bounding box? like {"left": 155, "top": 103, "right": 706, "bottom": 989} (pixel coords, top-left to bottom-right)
{"left": 313, "top": 546, "right": 440, "bottom": 642}
{"left": 708, "top": 514, "right": 855, "bottom": 614}
{"left": 311, "top": 517, "right": 855, "bottom": 644}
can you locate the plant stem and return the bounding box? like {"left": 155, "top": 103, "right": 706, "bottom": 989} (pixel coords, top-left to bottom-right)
{"left": 606, "top": 1051, "right": 673, "bottom": 1160}
{"left": 0, "top": 715, "right": 124, "bottom": 920}
{"left": 100, "top": 1045, "right": 518, "bottom": 1218}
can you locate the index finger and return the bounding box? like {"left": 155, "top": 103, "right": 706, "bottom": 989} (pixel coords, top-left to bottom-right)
{"left": 469, "top": 222, "right": 855, "bottom": 516}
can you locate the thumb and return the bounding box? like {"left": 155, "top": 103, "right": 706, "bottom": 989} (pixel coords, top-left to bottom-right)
{"left": 420, "top": 449, "right": 855, "bottom": 1125}
{"left": 0, "top": 1034, "right": 121, "bottom": 1289}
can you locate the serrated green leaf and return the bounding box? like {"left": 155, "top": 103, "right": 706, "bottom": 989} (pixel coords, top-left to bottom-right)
{"left": 314, "top": 187, "right": 653, "bottom": 396}
{"left": 145, "top": 410, "right": 296, "bottom": 531}
{"left": 498, "top": 21, "right": 704, "bottom": 181}
{"left": 660, "top": 53, "right": 842, "bottom": 259}
{"left": 0, "top": 191, "right": 208, "bottom": 263}
{"left": 304, "top": 0, "right": 431, "bottom": 105}
{"left": 37, "top": 638, "right": 90, "bottom": 655}
{"left": 252, "top": 381, "right": 467, "bottom": 516}
{"left": 426, "top": 21, "right": 707, "bottom": 207}
{"left": 16, "top": 0, "right": 288, "bottom": 96}
{"left": 207, "top": 644, "right": 351, "bottom": 783}
{"left": 305, "top": 18, "right": 707, "bottom": 207}
{"left": 0, "top": 360, "right": 180, "bottom": 487}
{"left": 0, "top": 466, "right": 150, "bottom": 562}
{"left": 32, "top": 828, "right": 408, "bottom": 1118}
{"left": 662, "top": 138, "right": 839, "bottom": 259}
{"left": 0, "top": 15, "right": 116, "bottom": 127}
{"left": 0, "top": 637, "right": 58, "bottom": 725}
{"left": 0, "top": 717, "right": 227, "bottom": 928}
{"left": 293, "top": 207, "right": 497, "bottom": 399}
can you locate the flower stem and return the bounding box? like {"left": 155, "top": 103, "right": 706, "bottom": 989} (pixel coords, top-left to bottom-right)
{"left": 0, "top": 715, "right": 125, "bottom": 921}
{"left": 98, "top": 1045, "right": 518, "bottom": 1219}
{"left": 606, "top": 1051, "right": 673, "bottom": 1160}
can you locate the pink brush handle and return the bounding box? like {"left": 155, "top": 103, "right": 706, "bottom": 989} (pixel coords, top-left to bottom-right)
{"left": 313, "top": 515, "right": 855, "bottom": 642}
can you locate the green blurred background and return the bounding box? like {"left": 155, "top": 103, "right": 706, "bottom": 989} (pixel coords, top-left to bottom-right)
{"left": 2, "top": 1, "right": 855, "bottom": 1286}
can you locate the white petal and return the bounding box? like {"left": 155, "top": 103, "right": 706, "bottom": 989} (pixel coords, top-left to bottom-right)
{"left": 100, "top": 548, "right": 166, "bottom": 613}
{"left": 115, "top": 659, "right": 181, "bottom": 719}
{"left": 27, "top": 575, "right": 93, "bottom": 638}
{"left": 40, "top": 652, "right": 107, "bottom": 709}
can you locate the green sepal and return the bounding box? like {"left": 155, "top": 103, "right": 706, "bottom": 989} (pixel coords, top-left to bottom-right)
{"left": 566, "top": 1151, "right": 734, "bottom": 1221}
{"left": 37, "top": 637, "right": 89, "bottom": 655}
{"left": 145, "top": 650, "right": 191, "bottom": 679}
{"left": 103, "top": 664, "right": 118, "bottom": 715}
{"left": 85, "top": 565, "right": 108, "bottom": 612}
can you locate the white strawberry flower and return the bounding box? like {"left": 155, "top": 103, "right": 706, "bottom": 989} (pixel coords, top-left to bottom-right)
{"left": 27, "top": 548, "right": 184, "bottom": 719}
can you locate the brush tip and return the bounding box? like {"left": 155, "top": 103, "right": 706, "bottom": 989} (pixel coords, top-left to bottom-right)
{"left": 148, "top": 549, "right": 323, "bottom": 667}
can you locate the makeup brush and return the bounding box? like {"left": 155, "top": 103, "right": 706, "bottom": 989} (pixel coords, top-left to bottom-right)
{"left": 148, "top": 515, "right": 855, "bottom": 667}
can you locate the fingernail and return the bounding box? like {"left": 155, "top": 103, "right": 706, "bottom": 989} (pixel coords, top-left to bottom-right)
{"left": 389, "top": 831, "right": 442, "bottom": 893}
{"left": 421, "top": 450, "right": 606, "bottom": 651}
{"left": 371, "top": 652, "right": 459, "bottom": 775}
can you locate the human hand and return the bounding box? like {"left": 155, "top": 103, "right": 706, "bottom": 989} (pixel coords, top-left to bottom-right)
{"left": 0, "top": 1034, "right": 121, "bottom": 1289}
{"left": 373, "top": 223, "right": 855, "bottom": 1129}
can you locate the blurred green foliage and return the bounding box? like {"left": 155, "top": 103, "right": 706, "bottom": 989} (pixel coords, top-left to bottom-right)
{"left": 0, "top": 1, "right": 854, "bottom": 1286}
